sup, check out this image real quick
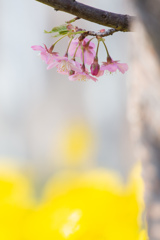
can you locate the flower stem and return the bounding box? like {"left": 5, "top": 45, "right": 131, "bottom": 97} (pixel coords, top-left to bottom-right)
{"left": 86, "top": 37, "right": 96, "bottom": 46}
{"left": 102, "top": 39, "right": 110, "bottom": 58}
{"left": 96, "top": 40, "right": 100, "bottom": 58}
{"left": 72, "top": 43, "right": 80, "bottom": 60}
{"left": 52, "top": 34, "right": 69, "bottom": 48}
{"left": 65, "top": 37, "right": 73, "bottom": 56}
{"left": 82, "top": 46, "right": 85, "bottom": 72}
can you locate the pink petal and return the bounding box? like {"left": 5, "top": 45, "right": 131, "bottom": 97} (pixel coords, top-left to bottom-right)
{"left": 40, "top": 52, "right": 49, "bottom": 60}
{"left": 106, "top": 63, "right": 118, "bottom": 72}
{"left": 83, "top": 38, "right": 90, "bottom": 43}
{"left": 80, "top": 51, "right": 95, "bottom": 65}
{"left": 87, "top": 41, "right": 95, "bottom": 49}
{"left": 89, "top": 75, "right": 98, "bottom": 82}
{"left": 57, "top": 69, "right": 69, "bottom": 75}
{"left": 96, "top": 69, "right": 104, "bottom": 77}
{"left": 101, "top": 63, "right": 117, "bottom": 72}
{"left": 31, "top": 45, "right": 45, "bottom": 52}
{"left": 83, "top": 38, "right": 95, "bottom": 49}
{"left": 68, "top": 39, "right": 79, "bottom": 56}
{"left": 69, "top": 72, "right": 97, "bottom": 82}
{"left": 117, "top": 63, "right": 128, "bottom": 74}
{"left": 68, "top": 73, "right": 82, "bottom": 81}
{"left": 56, "top": 56, "right": 68, "bottom": 62}
{"left": 47, "top": 61, "right": 58, "bottom": 70}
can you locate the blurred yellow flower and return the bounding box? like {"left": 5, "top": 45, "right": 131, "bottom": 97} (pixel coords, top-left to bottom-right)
{"left": 52, "top": 122, "right": 96, "bottom": 167}
{"left": 138, "top": 230, "right": 148, "bottom": 240}
{"left": 126, "top": 161, "right": 145, "bottom": 229}
{"left": 127, "top": 161, "right": 144, "bottom": 209}
{"left": 26, "top": 168, "right": 143, "bottom": 240}
{"left": 0, "top": 162, "right": 34, "bottom": 240}
{"left": 0, "top": 160, "right": 147, "bottom": 240}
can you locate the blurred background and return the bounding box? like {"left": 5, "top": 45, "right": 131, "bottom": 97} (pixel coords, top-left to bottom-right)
{"left": 0, "top": 0, "right": 134, "bottom": 184}
{"left": 0, "top": 1, "right": 147, "bottom": 240}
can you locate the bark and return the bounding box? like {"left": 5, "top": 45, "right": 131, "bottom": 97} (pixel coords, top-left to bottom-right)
{"left": 129, "top": 1, "right": 160, "bottom": 239}
{"left": 36, "top": 0, "right": 135, "bottom": 32}
{"left": 134, "top": 0, "right": 160, "bottom": 58}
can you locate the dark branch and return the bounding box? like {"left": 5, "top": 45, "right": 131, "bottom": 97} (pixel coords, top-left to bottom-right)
{"left": 36, "top": 0, "right": 136, "bottom": 32}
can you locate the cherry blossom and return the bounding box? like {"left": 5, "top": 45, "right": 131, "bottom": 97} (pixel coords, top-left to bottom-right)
{"left": 32, "top": 28, "right": 129, "bottom": 82}
{"left": 96, "top": 69, "right": 104, "bottom": 77}
{"left": 101, "top": 57, "right": 128, "bottom": 74}
{"left": 69, "top": 70, "right": 98, "bottom": 82}
{"left": 47, "top": 56, "right": 81, "bottom": 75}
{"left": 31, "top": 44, "right": 59, "bottom": 65}
{"left": 68, "top": 38, "right": 96, "bottom": 65}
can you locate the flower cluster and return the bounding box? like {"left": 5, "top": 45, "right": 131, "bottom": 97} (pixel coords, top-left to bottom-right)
{"left": 32, "top": 23, "right": 128, "bottom": 82}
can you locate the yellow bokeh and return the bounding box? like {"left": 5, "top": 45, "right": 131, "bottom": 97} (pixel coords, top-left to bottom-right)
{"left": 0, "top": 160, "right": 147, "bottom": 240}
{"left": 138, "top": 230, "right": 148, "bottom": 240}
{"left": 53, "top": 122, "right": 96, "bottom": 167}
{"left": 0, "top": 161, "right": 34, "bottom": 240}
{"left": 25, "top": 168, "right": 142, "bottom": 240}
{"left": 127, "top": 161, "right": 145, "bottom": 227}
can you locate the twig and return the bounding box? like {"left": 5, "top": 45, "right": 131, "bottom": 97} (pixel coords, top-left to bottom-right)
{"left": 36, "top": 0, "right": 136, "bottom": 32}
{"left": 87, "top": 28, "right": 119, "bottom": 37}
{"left": 77, "top": 28, "right": 119, "bottom": 41}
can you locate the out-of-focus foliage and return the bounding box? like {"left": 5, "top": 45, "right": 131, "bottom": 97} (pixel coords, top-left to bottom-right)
{"left": 0, "top": 160, "right": 148, "bottom": 240}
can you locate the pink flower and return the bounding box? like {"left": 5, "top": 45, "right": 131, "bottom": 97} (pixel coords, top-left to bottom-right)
{"left": 31, "top": 44, "right": 58, "bottom": 65}
{"left": 90, "top": 58, "right": 100, "bottom": 76}
{"left": 96, "top": 69, "right": 104, "bottom": 77}
{"left": 100, "top": 57, "right": 128, "bottom": 74}
{"left": 68, "top": 38, "right": 96, "bottom": 65}
{"left": 90, "top": 58, "right": 104, "bottom": 77}
{"left": 69, "top": 69, "right": 98, "bottom": 82}
{"left": 47, "top": 56, "right": 81, "bottom": 75}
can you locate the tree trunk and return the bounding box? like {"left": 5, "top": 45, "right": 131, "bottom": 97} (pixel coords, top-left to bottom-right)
{"left": 129, "top": 1, "right": 160, "bottom": 239}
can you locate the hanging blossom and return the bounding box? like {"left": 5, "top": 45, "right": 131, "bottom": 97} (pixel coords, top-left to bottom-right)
{"left": 90, "top": 40, "right": 104, "bottom": 77}
{"left": 47, "top": 56, "right": 81, "bottom": 75}
{"left": 69, "top": 66, "right": 98, "bottom": 82}
{"left": 68, "top": 38, "right": 96, "bottom": 65}
{"left": 90, "top": 59, "right": 104, "bottom": 77}
{"left": 31, "top": 44, "right": 59, "bottom": 65}
{"left": 90, "top": 56, "right": 104, "bottom": 77}
{"left": 32, "top": 25, "right": 129, "bottom": 82}
{"left": 90, "top": 57, "right": 100, "bottom": 76}
{"left": 69, "top": 71, "right": 98, "bottom": 82}
{"left": 100, "top": 56, "right": 128, "bottom": 74}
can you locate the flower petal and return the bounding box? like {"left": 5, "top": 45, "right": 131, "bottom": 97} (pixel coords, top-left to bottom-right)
{"left": 117, "top": 63, "right": 129, "bottom": 74}
{"left": 31, "top": 45, "right": 45, "bottom": 51}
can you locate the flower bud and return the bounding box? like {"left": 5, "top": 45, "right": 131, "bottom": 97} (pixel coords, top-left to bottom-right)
{"left": 90, "top": 58, "right": 100, "bottom": 76}
{"left": 69, "top": 70, "right": 75, "bottom": 75}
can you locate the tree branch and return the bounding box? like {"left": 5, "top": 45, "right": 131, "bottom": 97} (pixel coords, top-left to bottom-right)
{"left": 36, "top": 0, "right": 136, "bottom": 32}
{"left": 84, "top": 29, "right": 119, "bottom": 37}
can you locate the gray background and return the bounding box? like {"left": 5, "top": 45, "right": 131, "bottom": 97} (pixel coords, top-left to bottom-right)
{"left": 0, "top": 0, "right": 134, "bottom": 184}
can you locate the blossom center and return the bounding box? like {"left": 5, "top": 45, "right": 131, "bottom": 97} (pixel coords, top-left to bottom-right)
{"left": 77, "top": 74, "right": 87, "bottom": 81}
{"left": 58, "top": 60, "right": 71, "bottom": 73}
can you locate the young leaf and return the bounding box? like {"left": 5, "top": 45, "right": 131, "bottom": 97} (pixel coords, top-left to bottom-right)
{"left": 52, "top": 31, "right": 69, "bottom": 37}
{"left": 45, "top": 24, "right": 68, "bottom": 34}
